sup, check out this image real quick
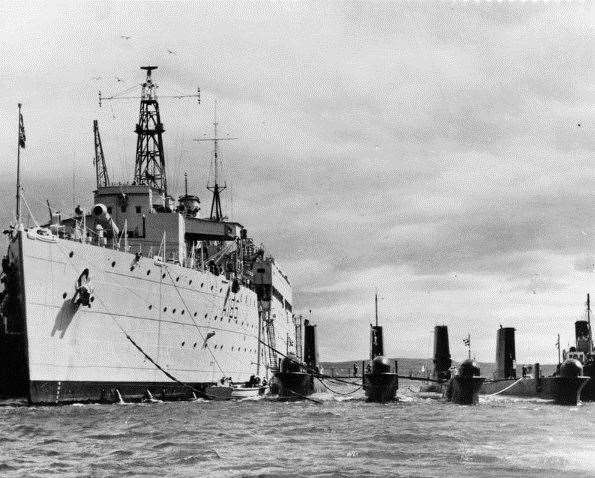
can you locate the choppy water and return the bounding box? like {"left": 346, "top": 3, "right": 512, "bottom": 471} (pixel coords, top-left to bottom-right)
{"left": 1, "top": 381, "right": 594, "bottom": 477}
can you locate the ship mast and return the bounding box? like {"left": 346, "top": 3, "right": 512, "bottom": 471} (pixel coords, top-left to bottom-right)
{"left": 375, "top": 289, "right": 379, "bottom": 327}
{"left": 133, "top": 66, "right": 167, "bottom": 194}
{"left": 194, "top": 101, "right": 237, "bottom": 221}
{"left": 587, "top": 293, "right": 593, "bottom": 352}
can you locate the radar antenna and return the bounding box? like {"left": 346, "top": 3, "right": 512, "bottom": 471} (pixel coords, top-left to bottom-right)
{"left": 93, "top": 120, "right": 110, "bottom": 188}
{"left": 194, "top": 100, "right": 237, "bottom": 221}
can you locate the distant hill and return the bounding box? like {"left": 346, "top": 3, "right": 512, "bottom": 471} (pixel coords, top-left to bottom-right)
{"left": 320, "top": 358, "right": 557, "bottom": 378}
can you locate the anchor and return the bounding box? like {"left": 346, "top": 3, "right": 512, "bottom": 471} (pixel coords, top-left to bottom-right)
{"left": 72, "top": 268, "right": 93, "bottom": 307}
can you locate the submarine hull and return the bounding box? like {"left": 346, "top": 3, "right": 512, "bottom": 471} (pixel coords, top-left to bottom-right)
{"left": 445, "top": 376, "right": 485, "bottom": 405}
{"left": 273, "top": 371, "right": 323, "bottom": 400}
{"left": 364, "top": 373, "right": 398, "bottom": 403}
{"left": 480, "top": 376, "right": 590, "bottom": 405}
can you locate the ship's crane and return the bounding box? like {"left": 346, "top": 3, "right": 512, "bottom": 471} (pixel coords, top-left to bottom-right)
{"left": 93, "top": 120, "right": 110, "bottom": 188}
{"left": 98, "top": 66, "right": 201, "bottom": 196}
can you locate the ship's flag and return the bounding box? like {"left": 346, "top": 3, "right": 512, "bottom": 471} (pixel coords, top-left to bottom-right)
{"left": 463, "top": 335, "right": 471, "bottom": 347}
{"left": 18, "top": 104, "right": 26, "bottom": 148}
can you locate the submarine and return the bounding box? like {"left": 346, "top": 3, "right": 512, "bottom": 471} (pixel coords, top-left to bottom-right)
{"left": 273, "top": 319, "right": 324, "bottom": 400}
{"left": 362, "top": 294, "right": 398, "bottom": 402}
{"left": 480, "top": 325, "right": 589, "bottom": 405}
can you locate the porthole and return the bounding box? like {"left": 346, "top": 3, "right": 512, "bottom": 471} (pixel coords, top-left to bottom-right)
{"left": 181, "top": 341, "right": 185, "bottom": 346}
{"left": 148, "top": 305, "right": 153, "bottom": 310}
{"left": 163, "top": 307, "right": 167, "bottom": 312}
{"left": 69, "top": 251, "right": 74, "bottom": 258}
{"left": 189, "top": 280, "right": 193, "bottom": 285}
{"left": 90, "top": 297, "right": 95, "bottom": 303}
{"left": 193, "top": 312, "right": 197, "bottom": 317}
{"left": 162, "top": 273, "right": 166, "bottom": 279}
{"left": 111, "top": 261, "right": 116, "bottom": 267}
{"left": 146, "top": 270, "right": 151, "bottom": 276}
{"left": 214, "top": 316, "right": 218, "bottom": 320}
{"left": 176, "top": 277, "right": 180, "bottom": 282}
{"left": 130, "top": 266, "right": 135, "bottom": 271}
{"left": 62, "top": 292, "right": 67, "bottom": 299}
{"left": 219, "top": 288, "right": 222, "bottom": 293}
{"left": 204, "top": 313, "right": 208, "bottom": 318}
{"left": 200, "top": 283, "right": 204, "bottom": 288}
{"left": 210, "top": 285, "right": 214, "bottom": 290}
{"left": 181, "top": 310, "right": 185, "bottom": 315}
{"left": 193, "top": 343, "right": 197, "bottom": 348}
{"left": 172, "top": 309, "right": 176, "bottom": 314}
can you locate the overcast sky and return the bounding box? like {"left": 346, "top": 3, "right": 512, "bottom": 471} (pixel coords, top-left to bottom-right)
{"left": 0, "top": 1, "right": 593, "bottom": 363}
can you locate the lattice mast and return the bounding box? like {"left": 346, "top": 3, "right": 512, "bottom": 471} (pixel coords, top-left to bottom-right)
{"left": 93, "top": 120, "right": 110, "bottom": 188}
{"left": 195, "top": 101, "right": 237, "bottom": 221}
{"left": 134, "top": 66, "right": 167, "bottom": 194}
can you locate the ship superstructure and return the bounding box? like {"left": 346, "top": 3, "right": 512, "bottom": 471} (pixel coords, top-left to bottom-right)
{"left": 0, "top": 67, "right": 296, "bottom": 403}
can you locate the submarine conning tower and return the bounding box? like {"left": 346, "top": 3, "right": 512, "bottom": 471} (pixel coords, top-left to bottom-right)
{"left": 370, "top": 325, "right": 384, "bottom": 359}
{"left": 432, "top": 325, "right": 451, "bottom": 380}
{"left": 495, "top": 326, "right": 516, "bottom": 380}
{"left": 303, "top": 319, "right": 318, "bottom": 369}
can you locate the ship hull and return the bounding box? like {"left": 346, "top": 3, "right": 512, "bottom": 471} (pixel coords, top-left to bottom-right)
{"left": 480, "top": 376, "right": 590, "bottom": 405}
{"left": 28, "top": 379, "right": 220, "bottom": 404}
{"left": 364, "top": 373, "right": 398, "bottom": 403}
{"left": 1, "top": 231, "right": 261, "bottom": 404}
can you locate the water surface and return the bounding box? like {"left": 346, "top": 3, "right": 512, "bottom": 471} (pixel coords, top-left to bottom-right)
{"left": 1, "top": 382, "right": 593, "bottom": 477}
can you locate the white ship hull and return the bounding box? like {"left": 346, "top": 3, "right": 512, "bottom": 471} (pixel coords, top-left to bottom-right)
{"left": 1, "top": 231, "right": 262, "bottom": 403}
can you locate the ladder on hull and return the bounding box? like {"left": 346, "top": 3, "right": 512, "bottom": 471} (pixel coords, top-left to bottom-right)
{"left": 263, "top": 311, "right": 278, "bottom": 372}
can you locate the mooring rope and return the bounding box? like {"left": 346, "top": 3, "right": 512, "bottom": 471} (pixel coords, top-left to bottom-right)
{"left": 484, "top": 377, "right": 525, "bottom": 396}
{"left": 257, "top": 338, "right": 366, "bottom": 388}
{"left": 315, "top": 376, "right": 362, "bottom": 395}
{"left": 287, "top": 389, "right": 322, "bottom": 404}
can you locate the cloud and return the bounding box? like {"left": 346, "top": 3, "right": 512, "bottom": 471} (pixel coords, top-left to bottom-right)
{"left": 0, "top": 1, "right": 593, "bottom": 362}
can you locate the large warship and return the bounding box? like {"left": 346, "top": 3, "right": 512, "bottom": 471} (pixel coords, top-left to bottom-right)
{"left": 0, "top": 66, "right": 297, "bottom": 404}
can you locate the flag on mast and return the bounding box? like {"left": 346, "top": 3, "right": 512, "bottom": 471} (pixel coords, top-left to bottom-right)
{"left": 18, "top": 104, "right": 26, "bottom": 148}
{"left": 463, "top": 335, "right": 471, "bottom": 347}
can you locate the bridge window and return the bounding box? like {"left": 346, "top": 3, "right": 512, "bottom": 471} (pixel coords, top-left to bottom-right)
{"left": 121, "top": 206, "right": 127, "bottom": 213}
{"left": 107, "top": 207, "right": 112, "bottom": 214}
{"left": 136, "top": 206, "right": 141, "bottom": 214}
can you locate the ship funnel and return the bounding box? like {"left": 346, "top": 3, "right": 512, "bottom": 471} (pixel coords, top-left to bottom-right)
{"left": 433, "top": 325, "right": 452, "bottom": 380}
{"left": 303, "top": 319, "right": 318, "bottom": 369}
{"left": 495, "top": 327, "right": 516, "bottom": 379}
{"left": 370, "top": 325, "right": 384, "bottom": 359}
{"left": 93, "top": 203, "right": 120, "bottom": 237}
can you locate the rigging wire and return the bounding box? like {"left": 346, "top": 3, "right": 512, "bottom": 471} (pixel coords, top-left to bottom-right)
{"left": 52, "top": 239, "right": 204, "bottom": 396}
{"left": 166, "top": 267, "right": 226, "bottom": 375}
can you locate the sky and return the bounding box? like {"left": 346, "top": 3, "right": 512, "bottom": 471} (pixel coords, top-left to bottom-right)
{"left": 0, "top": 1, "right": 593, "bottom": 363}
